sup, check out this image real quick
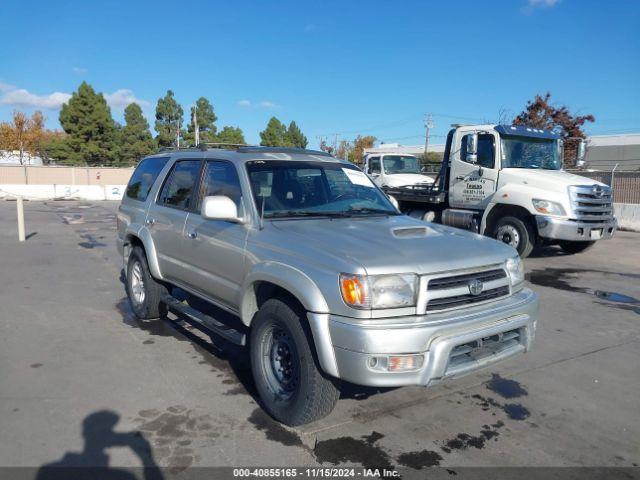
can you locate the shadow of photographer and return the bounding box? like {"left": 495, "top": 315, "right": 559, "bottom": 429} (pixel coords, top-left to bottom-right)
{"left": 36, "top": 410, "right": 164, "bottom": 480}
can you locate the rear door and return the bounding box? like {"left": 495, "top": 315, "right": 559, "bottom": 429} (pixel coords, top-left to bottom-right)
{"left": 146, "top": 158, "right": 202, "bottom": 282}
{"left": 449, "top": 132, "right": 499, "bottom": 209}
{"left": 182, "top": 159, "right": 249, "bottom": 310}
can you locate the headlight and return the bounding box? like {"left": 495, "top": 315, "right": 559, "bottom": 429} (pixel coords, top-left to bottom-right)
{"left": 340, "top": 273, "right": 417, "bottom": 309}
{"left": 532, "top": 199, "right": 565, "bottom": 216}
{"left": 505, "top": 256, "right": 525, "bottom": 288}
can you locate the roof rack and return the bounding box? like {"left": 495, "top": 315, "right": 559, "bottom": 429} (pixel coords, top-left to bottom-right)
{"left": 236, "top": 146, "right": 332, "bottom": 157}
{"left": 197, "top": 142, "right": 251, "bottom": 151}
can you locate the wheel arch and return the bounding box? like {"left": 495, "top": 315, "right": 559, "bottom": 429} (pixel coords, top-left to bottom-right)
{"left": 123, "top": 228, "right": 162, "bottom": 280}
{"left": 481, "top": 203, "right": 537, "bottom": 236}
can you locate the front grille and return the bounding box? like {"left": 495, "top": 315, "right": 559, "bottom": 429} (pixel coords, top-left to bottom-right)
{"left": 427, "top": 286, "right": 510, "bottom": 311}
{"left": 569, "top": 185, "right": 613, "bottom": 222}
{"left": 422, "top": 267, "right": 511, "bottom": 313}
{"left": 447, "top": 329, "right": 522, "bottom": 374}
{"left": 428, "top": 269, "right": 506, "bottom": 291}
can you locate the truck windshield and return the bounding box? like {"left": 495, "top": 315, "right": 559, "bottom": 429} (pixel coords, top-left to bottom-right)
{"left": 383, "top": 155, "right": 421, "bottom": 174}
{"left": 246, "top": 161, "right": 398, "bottom": 219}
{"left": 501, "top": 136, "right": 562, "bottom": 170}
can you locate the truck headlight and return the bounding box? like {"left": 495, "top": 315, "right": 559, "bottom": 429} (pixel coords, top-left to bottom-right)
{"left": 532, "top": 199, "right": 565, "bottom": 216}
{"left": 505, "top": 256, "right": 525, "bottom": 289}
{"left": 340, "top": 273, "right": 417, "bottom": 309}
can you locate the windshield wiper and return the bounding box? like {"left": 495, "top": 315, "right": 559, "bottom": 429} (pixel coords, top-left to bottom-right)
{"left": 265, "top": 210, "right": 350, "bottom": 219}
{"left": 345, "top": 206, "right": 398, "bottom": 216}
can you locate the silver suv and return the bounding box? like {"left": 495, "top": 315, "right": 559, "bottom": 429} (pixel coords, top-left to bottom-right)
{"left": 117, "top": 146, "right": 539, "bottom": 425}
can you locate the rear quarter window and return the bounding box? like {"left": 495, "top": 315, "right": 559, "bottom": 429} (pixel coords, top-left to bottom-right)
{"left": 125, "top": 157, "right": 170, "bottom": 202}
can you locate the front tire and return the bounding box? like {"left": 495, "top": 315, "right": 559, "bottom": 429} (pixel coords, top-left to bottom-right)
{"left": 559, "top": 240, "right": 596, "bottom": 254}
{"left": 126, "top": 246, "right": 167, "bottom": 319}
{"left": 492, "top": 216, "right": 536, "bottom": 258}
{"left": 250, "top": 298, "right": 340, "bottom": 426}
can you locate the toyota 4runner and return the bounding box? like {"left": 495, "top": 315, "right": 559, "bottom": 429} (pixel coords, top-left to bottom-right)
{"left": 117, "top": 146, "right": 539, "bottom": 426}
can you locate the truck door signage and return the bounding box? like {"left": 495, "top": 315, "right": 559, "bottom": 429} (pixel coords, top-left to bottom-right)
{"left": 459, "top": 176, "right": 494, "bottom": 205}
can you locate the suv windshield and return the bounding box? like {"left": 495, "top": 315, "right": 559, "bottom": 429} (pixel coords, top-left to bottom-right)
{"left": 382, "top": 155, "right": 421, "bottom": 174}
{"left": 246, "top": 161, "right": 398, "bottom": 219}
{"left": 501, "top": 135, "right": 562, "bottom": 170}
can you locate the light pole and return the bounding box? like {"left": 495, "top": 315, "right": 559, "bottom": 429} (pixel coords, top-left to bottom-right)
{"left": 424, "top": 114, "right": 434, "bottom": 158}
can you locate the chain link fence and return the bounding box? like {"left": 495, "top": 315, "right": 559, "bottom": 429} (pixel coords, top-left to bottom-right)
{"left": 568, "top": 170, "right": 640, "bottom": 204}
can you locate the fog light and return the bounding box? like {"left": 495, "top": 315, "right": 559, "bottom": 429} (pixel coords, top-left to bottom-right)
{"left": 387, "top": 355, "right": 424, "bottom": 372}
{"left": 577, "top": 228, "right": 584, "bottom": 235}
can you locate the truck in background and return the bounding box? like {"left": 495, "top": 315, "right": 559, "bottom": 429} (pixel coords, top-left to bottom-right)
{"left": 362, "top": 152, "right": 435, "bottom": 189}
{"left": 377, "top": 124, "right": 617, "bottom": 257}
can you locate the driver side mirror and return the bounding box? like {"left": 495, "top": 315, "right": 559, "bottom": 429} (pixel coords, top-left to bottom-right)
{"left": 466, "top": 133, "right": 478, "bottom": 164}
{"left": 576, "top": 140, "right": 586, "bottom": 168}
{"left": 201, "top": 196, "right": 243, "bottom": 223}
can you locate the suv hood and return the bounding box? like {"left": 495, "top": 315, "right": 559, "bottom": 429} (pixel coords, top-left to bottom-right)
{"left": 382, "top": 173, "right": 434, "bottom": 188}
{"left": 269, "top": 215, "right": 515, "bottom": 275}
{"left": 500, "top": 168, "right": 606, "bottom": 194}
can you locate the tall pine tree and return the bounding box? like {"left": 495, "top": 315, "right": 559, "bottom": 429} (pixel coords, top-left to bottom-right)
{"left": 154, "top": 90, "right": 183, "bottom": 148}
{"left": 215, "top": 126, "right": 246, "bottom": 145}
{"left": 185, "top": 97, "right": 217, "bottom": 145}
{"left": 119, "top": 103, "right": 156, "bottom": 165}
{"left": 259, "top": 117, "right": 288, "bottom": 146}
{"left": 285, "top": 121, "right": 308, "bottom": 148}
{"left": 55, "top": 82, "right": 117, "bottom": 165}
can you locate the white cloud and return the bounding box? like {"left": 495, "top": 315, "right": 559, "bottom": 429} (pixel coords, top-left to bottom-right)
{"left": 0, "top": 88, "right": 71, "bottom": 109}
{"left": 522, "top": 0, "right": 560, "bottom": 13}
{"left": 72, "top": 66, "right": 88, "bottom": 74}
{"left": 237, "top": 99, "right": 280, "bottom": 109}
{"left": 0, "top": 82, "right": 16, "bottom": 92}
{"left": 103, "top": 89, "right": 150, "bottom": 109}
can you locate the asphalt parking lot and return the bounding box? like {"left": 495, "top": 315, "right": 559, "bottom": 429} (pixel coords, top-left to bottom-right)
{"left": 0, "top": 200, "right": 639, "bottom": 476}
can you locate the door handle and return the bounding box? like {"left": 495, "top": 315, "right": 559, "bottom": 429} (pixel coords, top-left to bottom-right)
{"left": 186, "top": 230, "right": 197, "bottom": 239}
{"left": 455, "top": 175, "right": 465, "bottom": 180}
{"left": 146, "top": 217, "right": 156, "bottom": 225}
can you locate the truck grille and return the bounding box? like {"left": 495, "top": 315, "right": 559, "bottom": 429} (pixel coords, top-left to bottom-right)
{"left": 569, "top": 185, "right": 613, "bottom": 223}
{"left": 421, "top": 267, "right": 510, "bottom": 313}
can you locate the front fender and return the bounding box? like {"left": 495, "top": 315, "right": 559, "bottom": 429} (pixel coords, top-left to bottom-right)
{"left": 240, "top": 262, "right": 329, "bottom": 326}
{"left": 480, "top": 184, "right": 556, "bottom": 233}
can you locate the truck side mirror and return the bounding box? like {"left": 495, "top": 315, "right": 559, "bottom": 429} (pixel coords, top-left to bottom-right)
{"left": 466, "top": 133, "right": 478, "bottom": 164}
{"left": 576, "top": 140, "right": 586, "bottom": 168}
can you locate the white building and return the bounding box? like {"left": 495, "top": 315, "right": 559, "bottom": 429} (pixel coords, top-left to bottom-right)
{"left": 0, "top": 150, "right": 44, "bottom": 166}
{"left": 363, "top": 143, "right": 446, "bottom": 158}
{"left": 585, "top": 133, "right": 640, "bottom": 171}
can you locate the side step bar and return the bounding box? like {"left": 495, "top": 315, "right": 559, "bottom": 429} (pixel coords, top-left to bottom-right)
{"left": 163, "top": 295, "right": 246, "bottom": 346}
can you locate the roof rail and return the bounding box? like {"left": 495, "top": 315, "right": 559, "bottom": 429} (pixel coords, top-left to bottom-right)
{"left": 236, "top": 146, "right": 332, "bottom": 157}
{"left": 197, "top": 142, "right": 253, "bottom": 151}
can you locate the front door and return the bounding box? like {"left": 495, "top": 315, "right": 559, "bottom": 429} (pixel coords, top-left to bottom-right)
{"left": 182, "top": 159, "right": 249, "bottom": 310}
{"left": 146, "top": 158, "right": 202, "bottom": 282}
{"left": 449, "top": 132, "right": 499, "bottom": 209}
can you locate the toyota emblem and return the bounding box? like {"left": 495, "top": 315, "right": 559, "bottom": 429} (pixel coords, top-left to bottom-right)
{"left": 593, "top": 185, "right": 604, "bottom": 197}
{"left": 468, "top": 279, "right": 483, "bottom": 296}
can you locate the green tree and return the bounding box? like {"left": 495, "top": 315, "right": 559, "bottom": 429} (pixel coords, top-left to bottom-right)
{"left": 119, "top": 103, "right": 156, "bottom": 165}
{"left": 284, "top": 121, "right": 307, "bottom": 148}
{"left": 54, "top": 82, "right": 117, "bottom": 165}
{"left": 352, "top": 135, "right": 376, "bottom": 164}
{"left": 154, "top": 90, "right": 183, "bottom": 148}
{"left": 185, "top": 97, "right": 217, "bottom": 145}
{"left": 215, "top": 126, "right": 246, "bottom": 145}
{"left": 259, "top": 117, "right": 288, "bottom": 146}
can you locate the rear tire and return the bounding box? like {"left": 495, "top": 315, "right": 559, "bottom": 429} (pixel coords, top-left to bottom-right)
{"left": 126, "top": 246, "right": 167, "bottom": 319}
{"left": 559, "top": 240, "right": 596, "bottom": 254}
{"left": 250, "top": 298, "right": 340, "bottom": 426}
{"left": 492, "top": 216, "right": 535, "bottom": 258}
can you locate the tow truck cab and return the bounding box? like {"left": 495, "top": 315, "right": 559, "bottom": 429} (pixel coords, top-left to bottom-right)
{"left": 383, "top": 124, "right": 617, "bottom": 257}
{"left": 363, "top": 152, "right": 434, "bottom": 189}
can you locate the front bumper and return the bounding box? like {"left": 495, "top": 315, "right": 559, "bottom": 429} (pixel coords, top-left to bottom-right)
{"left": 535, "top": 215, "right": 617, "bottom": 242}
{"left": 308, "top": 288, "right": 538, "bottom": 387}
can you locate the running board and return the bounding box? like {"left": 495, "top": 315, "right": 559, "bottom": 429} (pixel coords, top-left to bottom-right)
{"left": 163, "top": 295, "right": 246, "bottom": 346}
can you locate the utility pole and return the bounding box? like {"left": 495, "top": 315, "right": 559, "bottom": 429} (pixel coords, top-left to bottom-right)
{"left": 424, "top": 114, "right": 434, "bottom": 158}
{"left": 193, "top": 105, "right": 200, "bottom": 146}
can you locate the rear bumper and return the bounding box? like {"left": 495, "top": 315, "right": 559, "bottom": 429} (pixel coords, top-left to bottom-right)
{"left": 535, "top": 215, "right": 616, "bottom": 242}
{"left": 308, "top": 288, "right": 538, "bottom": 387}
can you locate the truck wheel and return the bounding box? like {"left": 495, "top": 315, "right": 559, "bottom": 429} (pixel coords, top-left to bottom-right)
{"left": 493, "top": 216, "right": 535, "bottom": 258}
{"left": 250, "top": 298, "right": 340, "bottom": 426}
{"left": 559, "top": 241, "right": 596, "bottom": 254}
{"left": 126, "top": 246, "right": 167, "bottom": 320}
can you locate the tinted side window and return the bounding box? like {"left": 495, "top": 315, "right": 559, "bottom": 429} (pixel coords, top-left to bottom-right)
{"left": 158, "top": 160, "right": 201, "bottom": 210}
{"left": 125, "top": 157, "right": 169, "bottom": 201}
{"left": 461, "top": 134, "right": 495, "bottom": 168}
{"left": 369, "top": 157, "right": 381, "bottom": 174}
{"left": 200, "top": 161, "right": 242, "bottom": 209}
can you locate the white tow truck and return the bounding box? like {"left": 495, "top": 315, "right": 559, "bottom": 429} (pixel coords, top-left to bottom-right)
{"left": 376, "top": 124, "right": 617, "bottom": 257}
{"left": 362, "top": 152, "right": 435, "bottom": 189}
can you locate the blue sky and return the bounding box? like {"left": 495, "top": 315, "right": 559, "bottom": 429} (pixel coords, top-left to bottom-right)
{"left": 1, "top": 0, "right": 639, "bottom": 148}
